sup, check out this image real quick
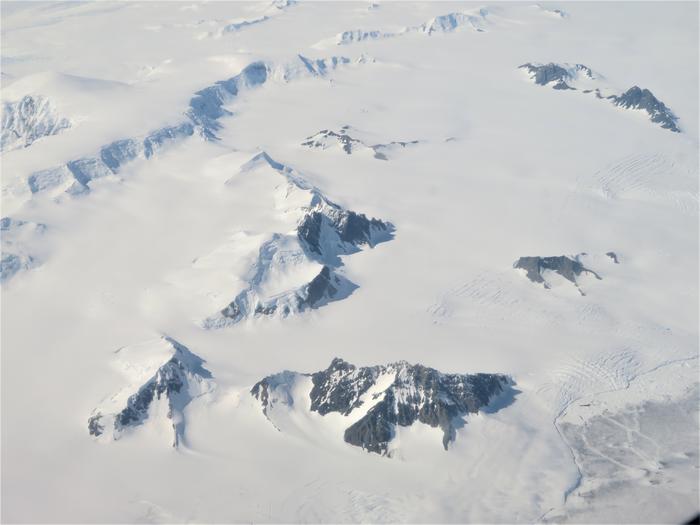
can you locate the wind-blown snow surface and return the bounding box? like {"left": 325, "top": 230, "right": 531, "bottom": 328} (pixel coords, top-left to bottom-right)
{"left": 1, "top": 2, "right": 698, "bottom": 524}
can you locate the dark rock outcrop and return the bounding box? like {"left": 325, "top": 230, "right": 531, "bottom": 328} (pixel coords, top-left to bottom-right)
{"left": 521, "top": 63, "right": 681, "bottom": 133}
{"left": 88, "top": 337, "right": 213, "bottom": 447}
{"left": 519, "top": 62, "right": 593, "bottom": 90}
{"left": 608, "top": 86, "right": 680, "bottom": 132}
{"left": 514, "top": 254, "right": 601, "bottom": 294}
{"left": 302, "top": 126, "right": 419, "bottom": 160}
{"left": 209, "top": 152, "right": 393, "bottom": 327}
{"left": 252, "top": 358, "right": 512, "bottom": 455}
{"left": 605, "top": 251, "right": 619, "bottom": 264}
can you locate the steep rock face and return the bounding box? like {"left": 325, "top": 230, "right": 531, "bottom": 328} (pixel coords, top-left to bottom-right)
{"left": 606, "top": 251, "right": 619, "bottom": 264}
{"left": 88, "top": 337, "right": 213, "bottom": 447}
{"left": 252, "top": 358, "right": 511, "bottom": 455}
{"left": 301, "top": 125, "right": 419, "bottom": 160}
{"left": 1, "top": 95, "right": 70, "bottom": 152}
{"left": 203, "top": 152, "right": 393, "bottom": 328}
{"left": 608, "top": 86, "right": 680, "bottom": 132}
{"left": 519, "top": 62, "right": 594, "bottom": 90}
{"left": 514, "top": 254, "right": 602, "bottom": 294}
{"left": 520, "top": 63, "right": 681, "bottom": 132}
{"left": 250, "top": 370, "right": 297, "bottom": 419}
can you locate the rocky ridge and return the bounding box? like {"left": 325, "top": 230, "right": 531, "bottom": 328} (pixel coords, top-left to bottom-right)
{"left": 520, "top": 62, "right": 680, "bottom": 132}
{"left": 88, "top": 337, "right": 214, "bottom": 447}
{"left": 252, "top": 358, "right": 511, "bottom": 455}
{"left": 203, "top": 152, "right": 393, "bottom": 327}
{"left": 301, "top": 125, "right": 419, "bottom": 160}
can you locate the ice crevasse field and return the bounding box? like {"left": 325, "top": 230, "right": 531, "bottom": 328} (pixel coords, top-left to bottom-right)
{"left": 0, "top": 1, "right": 698, "bottom": 523}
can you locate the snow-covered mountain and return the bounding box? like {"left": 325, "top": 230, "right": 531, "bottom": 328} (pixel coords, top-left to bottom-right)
{"left": 1, "top": 95, "right": 70, "bottom": 152}
{"left": 301, "top": 125, "right": 420, "bottom": 160}
{"left": 88, "top": 337, "right": 214, "bottom": 448}
{"left": 1, "top": 2, "right": 697, "bottom": 524}
{"left": 520, "top": 62, "right": 682, "bottom": 132}
{"left": 252, "top": 357, "right": 511, "bottom": 454}
{"left": 202, "top": 151, "right": 393, "bottom": 328}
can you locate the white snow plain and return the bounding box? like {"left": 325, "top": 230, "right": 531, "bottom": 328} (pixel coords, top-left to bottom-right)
{"left": 1, "top": 1, "right": 698, "bottom": 523}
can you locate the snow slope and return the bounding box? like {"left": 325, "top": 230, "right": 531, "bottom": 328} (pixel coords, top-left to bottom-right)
{"left": 1, "top": 1, "right": 698, "bottom": 523}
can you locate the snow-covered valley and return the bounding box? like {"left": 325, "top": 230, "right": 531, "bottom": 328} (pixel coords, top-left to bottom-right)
{"left": 1, "top": 1, "right": 698, "bottom": 523}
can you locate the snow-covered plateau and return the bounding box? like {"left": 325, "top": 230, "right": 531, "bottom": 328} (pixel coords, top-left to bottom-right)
{"left": 1, "top": 1, "right": 698, "bottom": 523}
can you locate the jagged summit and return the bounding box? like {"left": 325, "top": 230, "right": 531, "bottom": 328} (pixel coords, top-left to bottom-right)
{"left": 252, "top": 358, "right": 512, "bottom": 455}
{"left": 608, "top": 86, "right": 680, "bottom": 132}
{"left": 204, "top": 151, "right": 393, "bottom": 328}
{"left": 88, "top": 337, "right": 214, "bottom": 447}
{"left": 520, "top": 62, "right": 681, "bottom": 132}
{"left": 519, "top": 62, "right": 595, "bottom": 90}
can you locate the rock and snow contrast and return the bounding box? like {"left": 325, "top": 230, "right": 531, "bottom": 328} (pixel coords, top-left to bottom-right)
{"left": 252, "top": 358, "right": 511, "bottom": 455}
{"left": 2, "top": 2, "right": 698, "bottom": 524}
{"left": 88, "top": 337, "right": 214, "bottom": 448}
{"left": 202, "top": 151, "right": 393, "bottom": 328}
{"left": 301, "top": 125, "right": 419, "bottom": 160}
{"left": 1, "top": 95, "right": 70, "bottom": 152}
{"left": 514, "top": 254, "right": 602, "bottom": 294}
{"left": 608, "top": 86, "right": 681, "bottom": 132}
{"left": 520, "top": 62, "right": 682, "bottom": 132}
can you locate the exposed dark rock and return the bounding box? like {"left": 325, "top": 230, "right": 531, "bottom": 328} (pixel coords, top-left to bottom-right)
{"left": 207, "top": 151, "right": 393, "bottom": 328}
{"left": 253, "top": 358, "right": 512, "bottom": 455}
{"left": 608, "top": 86, "right": 680, "bottom": 132}
{"left": 339, "top": 362, "right": 509, "bottom": 454}
{"left": 297, "top": 206, "right": 392, "bottom": 257}
{"left": 302, "top": 126, "right": 420, "bottom": 160}
{"left": 514, "top": 254, "right": 601, "bottom": 293}
{"left": 606, "top": 251, "right": 619, "bottom": 264}
{"left": 309, "top": 357, "right": 380, "bottom": 415}
{"left": 251, "top": 370, "right": 297, "bottom": 418}
{"left": 88, "top": 414, "right": 104, "bottom": 436}
{"left": 219, "top": 265, "right": 353, "bottom": 323}
{"left": 301, "top": 128, "right": 362, "bottom": 154}
{"left": 304, "top": 266, "right": 337, "bottom": 307}
{"left": 519, "top": 62, "right": 592, "bottom": 90}
{"left": 88, "top": 338, "right": 213, "bottom": 447}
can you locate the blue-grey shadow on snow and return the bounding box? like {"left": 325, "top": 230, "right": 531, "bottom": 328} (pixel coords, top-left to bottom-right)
{"left": 481, "top": 383, "right": 522, "bottom": 414}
